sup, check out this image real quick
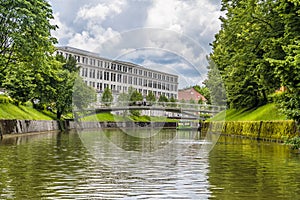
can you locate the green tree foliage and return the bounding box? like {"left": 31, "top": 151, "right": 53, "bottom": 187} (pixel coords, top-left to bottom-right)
{"left": 43, "top": 55, "right": 90, "bottom": 120}
{"left": 117, "top": 93, "right": 129, "bottom": 106}
{"left": 169, "top": 96, "right": 177, "bottom": 107}
{"left": 72, "top": 77, "right": 96, "bottom": 110}
{"left": 146, "top": 91, "right": 156, "bottom": 103}
{"left": 203, "top": 57, "right": 227, "bottom": 106}
{"left": 210, "top": 0, "right": 300, "bottom": 121}
{"left": 101, "top": 87, "right": 113, "bottom": 106}
{"left": 158, "top": 95, "right": 169, "bottom": 104}
{"left": 193, "top": 85, "right": 212, "bottom": 104}
{"left": 3, "top": 63, "right": 36, "bottom": 104}
{"left": 127, "top": 87, "right": 143, "bottom": 116}
{"left": 0, "top": 0, "right": 57, "bottom": 87}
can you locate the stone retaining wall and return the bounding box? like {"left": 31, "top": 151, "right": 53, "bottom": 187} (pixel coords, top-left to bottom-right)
{"left": 0, "top": 120, "right": 60, "bottom": 135}
{"left": 0, "top": 120, "right": 177, "bottom": 136}
{"left": 203, "top": 121, "right": 299, "bottom": 141}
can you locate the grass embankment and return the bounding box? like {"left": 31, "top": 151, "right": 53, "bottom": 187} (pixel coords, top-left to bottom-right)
{"left": 0, "top": 103, "right": 56, "bottom": 120}
{"left": 211, "top": 103, "right": 287, "bottom": 121}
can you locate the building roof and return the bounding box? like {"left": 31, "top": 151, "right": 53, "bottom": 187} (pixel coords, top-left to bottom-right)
{"left": 178, "top": 87, "right": 206, "bottom": 102}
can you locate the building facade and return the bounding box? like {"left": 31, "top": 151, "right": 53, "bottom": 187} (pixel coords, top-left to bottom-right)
{"left": 56, "top": 46, "right": 179, "bottom": 100}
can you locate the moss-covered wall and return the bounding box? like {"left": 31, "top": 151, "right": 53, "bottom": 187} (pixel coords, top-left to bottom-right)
{"left": 203, "top": 121, "right": 298, "bottom": 141}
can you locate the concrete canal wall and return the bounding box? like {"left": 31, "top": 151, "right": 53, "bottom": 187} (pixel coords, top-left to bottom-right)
{"left": 203, "top": 121, "right": 299, "bottom": 141}
{"left": 0, "top": 119, "right": 298, "bottom": 142}
{"left": 0, "top": 120, "right": 60, "bottom": 136}
{"left": 0, "top": 120, "right": 176, "bottom": 136}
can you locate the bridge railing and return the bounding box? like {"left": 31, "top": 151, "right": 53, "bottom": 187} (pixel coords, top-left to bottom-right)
{"left": 88, "top": 101, "right": 226, "bottom": 113}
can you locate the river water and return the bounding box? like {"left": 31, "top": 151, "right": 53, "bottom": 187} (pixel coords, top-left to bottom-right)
{"left": 0, "top": 129, "right": 300, "bottom": 199}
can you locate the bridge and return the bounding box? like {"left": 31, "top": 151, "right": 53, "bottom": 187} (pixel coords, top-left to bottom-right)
{"left": 76, "top": 102, "right": 226, "bottom": 120}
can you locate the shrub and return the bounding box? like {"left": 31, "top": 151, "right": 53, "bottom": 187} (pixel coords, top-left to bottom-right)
{"left": 285, "top": 136, "right": 300, "bottom": 150}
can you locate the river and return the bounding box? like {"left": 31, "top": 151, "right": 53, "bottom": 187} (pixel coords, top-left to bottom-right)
{"left": 0, "top": 129, "right": 300, "bottom": 199}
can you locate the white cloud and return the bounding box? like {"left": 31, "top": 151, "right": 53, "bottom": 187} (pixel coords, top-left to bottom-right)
{"left": 50, "top": 12, "right": 73, "bottom": 44}
{"left": 76, "top": 0, "right": 125, "bottom": 23}
{"left": 49, "top": 0, "right": 223, "bottom": 88}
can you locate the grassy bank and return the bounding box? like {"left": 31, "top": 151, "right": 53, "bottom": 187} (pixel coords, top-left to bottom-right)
{"left": 211, "top": 103, "right": 287, "bottom": 121}
{"left": 0, "top": 103, "right": 55, "bottom": 120}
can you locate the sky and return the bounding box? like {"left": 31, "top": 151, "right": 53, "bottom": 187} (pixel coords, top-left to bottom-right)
{"left": 48, "top": 0, "right": 223, "bottom": 89}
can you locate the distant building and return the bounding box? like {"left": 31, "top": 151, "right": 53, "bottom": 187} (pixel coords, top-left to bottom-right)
{"left": 56, "top": 46, "right": 178, "bottom": 100}
{"left": 178, "top": 87, "right": 206, "bottom": 103}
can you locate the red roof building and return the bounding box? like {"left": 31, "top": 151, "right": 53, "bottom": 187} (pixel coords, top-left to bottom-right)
{"left": 178, "top": 87, "right": 206, "bottom": 103}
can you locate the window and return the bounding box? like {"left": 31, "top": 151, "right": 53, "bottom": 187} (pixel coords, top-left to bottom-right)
{"left": 153, "top": 81, "right": 157, "bottom": 89}
{"left": 117, "top": 85, "right": 122, "bottom": 91}
{"left": 134, "top": 77, "right": 137, "bottom": 85}
{"left": 117, "top": 74, "right": 122, "bottom": 83}
{"left": 123, "top": 66, "right": 127, "bottom": 72}
{"left": 158, "top": 82, "right": 161, "bottom": 89}
{"left": 166, "top": 84, "right": 170, "bottom": 91}
{"left": 104, "top": 71, "right": 109, "bottom": 81}
{"left": 111, "top": 63, "right": 116, "bottom": 70}
{"left": 97, "top": 70, "right": 103, "bottom": 79}
{"left": 129, "top": 77, "right": 132, "bottom": 84}
{"left": 123, "top": 75, "right": 127, "bottom": 84}
{"left": 111, "top": 73, "right": 116, "bottom": 82}
{"left": 117, "top": 65, "right": 122, "bottom": 71}
{"left": 148, "top": 80, "right": 152, "bottom": 88}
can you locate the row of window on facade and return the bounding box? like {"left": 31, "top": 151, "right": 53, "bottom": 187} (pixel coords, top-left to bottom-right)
{"left": 84, "top": 76, "right": 177, "bottom": 92}
{"left": 81, "top": 68, "right": 177, "bottom": 91}
{"left": 57, "top": 51, "right": 177, "bottom": 83}
{"left": 85, "top": 81, "right": 177, "bottom": 98}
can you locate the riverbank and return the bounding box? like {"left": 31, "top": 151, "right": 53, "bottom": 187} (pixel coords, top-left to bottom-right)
{"left": 0, "top": 103, "right": 56, "bottom": 120}
{"left": 0, "top": 119, "right": 177, "bottom": 137}
{"left": 211, "top": 103, "right": 287, "bottom": 121}
{"left": 203, "top": 120, "right": 298, "bottom": 142}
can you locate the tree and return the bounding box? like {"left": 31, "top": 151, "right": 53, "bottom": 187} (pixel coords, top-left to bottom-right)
{"left": 101, "top": 87, "right": 113, "bottom": 106}
{"left": 210, "top": 0, "right": 287, "bottom": 108}
{"left": 125, "top": 87, "right": 143, "bottom": 116}
{"left": 158, "top": 95, "right": 169, "bottom": 106}
{"left": 117, "top": 93, "right": 129, "bottom": 106}
{"left": 194, "top": 85, "right": 212, "bottom": 104}
{"left": 169, "top": 96, "right": 177, "bottom": 107}
{"left": 267, "top": 1, "right": 300, "bottom": 122}
{"left": 41, "top": 55, "right": 92, "bottom": 120}
{"left": 0, "top": 0, "right": 57, "bottom": 87}
{"left": 72, "top": 77, "right": 96, "bottom": 111}
{"left": 3, "top": 63, "right": 36, "bottom": 104}
{"left": 146, "top": 91, "right": 156, "bottom": 103}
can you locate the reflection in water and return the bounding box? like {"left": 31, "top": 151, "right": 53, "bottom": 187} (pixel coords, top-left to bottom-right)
{"left": 0, "top": 130, "right": 300, "bottom": 199}
{"left": 208, "top": 136, "right": 300, "bottom": 200}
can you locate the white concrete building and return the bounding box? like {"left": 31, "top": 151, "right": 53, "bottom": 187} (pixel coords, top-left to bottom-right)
{"left": 56, "top": 46, "right": 179, "bottom": 100}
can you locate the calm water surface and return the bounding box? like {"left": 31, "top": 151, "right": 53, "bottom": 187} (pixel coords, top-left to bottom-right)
{"left": 0, "top": 129, "right": 300, "bottom": 199}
